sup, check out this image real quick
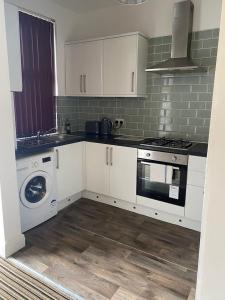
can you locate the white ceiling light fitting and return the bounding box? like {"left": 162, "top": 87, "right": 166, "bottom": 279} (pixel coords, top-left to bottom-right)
{"left": 118, "top": 0, "right": 146, "bottom": 5}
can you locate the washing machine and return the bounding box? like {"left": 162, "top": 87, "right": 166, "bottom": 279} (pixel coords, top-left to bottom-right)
{"left": 16, "top": 151, "right": 58, "bottom": 233}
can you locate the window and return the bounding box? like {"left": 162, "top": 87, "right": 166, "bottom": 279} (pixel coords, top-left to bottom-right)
{"left": 14, "top": 12, "right": 56, "bottom": 138}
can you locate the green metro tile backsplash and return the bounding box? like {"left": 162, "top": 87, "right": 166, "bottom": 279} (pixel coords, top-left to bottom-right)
{"left": 57, "top": 28, "right": 219, "bottom": 142}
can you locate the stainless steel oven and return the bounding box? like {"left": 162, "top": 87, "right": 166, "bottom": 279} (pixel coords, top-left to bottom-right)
{"left": 137, "top": 149, "right": 188, "bottom": 207}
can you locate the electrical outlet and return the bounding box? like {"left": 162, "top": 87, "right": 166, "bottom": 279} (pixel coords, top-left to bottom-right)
{"left": 114, "top": 119, "right": 125, "bottom": 128}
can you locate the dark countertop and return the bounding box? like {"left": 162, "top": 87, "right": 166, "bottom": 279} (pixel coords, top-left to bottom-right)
{"left": 188, "top": 143, "right": 208, "bottom": 157}
{"left": 15, "top": 132, "right": 208, "bottom": 158}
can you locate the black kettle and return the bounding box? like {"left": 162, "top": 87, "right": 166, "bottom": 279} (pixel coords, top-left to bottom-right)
{"left": 100, "top": 118, "right": 113, "bottom": 136}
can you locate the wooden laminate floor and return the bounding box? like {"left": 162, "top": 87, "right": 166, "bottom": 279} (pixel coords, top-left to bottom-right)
{"left": 13, "top": 198, "right": 200, "bottom": 300}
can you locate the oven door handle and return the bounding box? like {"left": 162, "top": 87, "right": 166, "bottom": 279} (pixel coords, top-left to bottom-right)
{"left": 166, "top": 166, "right": 180, "bottom": 184}
{"left": 140, "top": 160, "right": 181, "bottom": 169}
{"left": 140, "top": 161, "right": 152, "bottom": 166}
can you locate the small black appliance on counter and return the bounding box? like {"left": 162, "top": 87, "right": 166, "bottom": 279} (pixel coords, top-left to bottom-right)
{"left": 85, "top": 121, "right": 101, "bottom": 135}
{"left": 100, "top": 118, "right": 113, "bottom": 136}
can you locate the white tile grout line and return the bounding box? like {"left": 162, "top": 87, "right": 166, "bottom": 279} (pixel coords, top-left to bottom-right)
{"left": 8, "top": 257, "right": 84, "bottom": 300}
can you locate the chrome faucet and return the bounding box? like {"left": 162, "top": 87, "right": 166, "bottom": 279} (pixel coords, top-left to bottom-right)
{"left": 43, "top": 128, "right": 57, "bottom": 136}
{"left": 36, "top": 131, "right": 42, "bottom": 140}
{"left": 36, "top": 128, "right": 56, "bottom": 140}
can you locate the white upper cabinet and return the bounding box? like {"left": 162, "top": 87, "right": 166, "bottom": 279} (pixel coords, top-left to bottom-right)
{"left": 65, "top": 33, "right": 148, "bottom": 97}
{"left": 65, "top": 40, "right": 103, "bottom": 96}
{"left": 4, "top": 3, "right": 22, "bottom": 92}
{"left": 103, "top": 34, "right": 148, "bottom": 97}
{"left": 65, "top": 43, "right": 84, "bottom": 97}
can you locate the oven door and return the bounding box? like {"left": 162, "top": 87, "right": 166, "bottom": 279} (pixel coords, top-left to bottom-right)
{"left": 137, "top": 159, "right": 187, "bottom": 207}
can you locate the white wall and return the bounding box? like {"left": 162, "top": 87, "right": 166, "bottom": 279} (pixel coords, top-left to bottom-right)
{"left": 70, "top": 0, "right": 222, "bottom": 40}
{"left": 5, "top": 0, "right": 78, "bottom": 96}
{"left": 0, "top": 0, "right": 25, "bottom": 257}
{"left": 196, "top": 0, "right": 225, "bottom": 299}
{"left": 4, "top": 0, "right": 222, "bottom": 96}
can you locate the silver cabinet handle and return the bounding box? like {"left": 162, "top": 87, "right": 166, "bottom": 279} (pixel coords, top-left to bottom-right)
{"left": 80, "top": 75, "right": 83, "bottom": 93}
{"left": 84, "top": 74, "right": 86, "bottom": 93}
{"left": 110, "top": 147, "right": 113, "bottom": 166}
{"left": 56, "top": 149, "right": 59, "bottom": 169}
{"left": 106, "top": 147, "right": 109, "bottom": 165}
{"left": 131, "top": 72, "right": 135, "bottom": 93}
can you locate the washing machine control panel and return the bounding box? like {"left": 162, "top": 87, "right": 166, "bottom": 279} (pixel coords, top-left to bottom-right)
{"left": 43, "top": 157, "right": 51, "bottom": 163}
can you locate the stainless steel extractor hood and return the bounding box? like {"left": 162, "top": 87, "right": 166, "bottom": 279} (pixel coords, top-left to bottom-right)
{"left": 146, "top": 0, "right": 202, "bottom": 75}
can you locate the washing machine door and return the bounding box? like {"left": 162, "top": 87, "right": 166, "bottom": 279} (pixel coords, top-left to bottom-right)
{"left": 20, "top": 171, "right": 52, "bottom": 209}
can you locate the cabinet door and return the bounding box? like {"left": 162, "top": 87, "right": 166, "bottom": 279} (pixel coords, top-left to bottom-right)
{"left": 82, "top": 40, "right": 103, "bottom": 96}
{"left": 103, "top": 35, "right": 137, "bottom": 96}
{"left": 85, "top": 142, "right": 109, "bottom": 195}
{"left": 109, "top": 146, "right": 137, "bottom": 203}
{"left": 55, "top": 142, "right": 84, "bottom": 201}
{"left": 187, "top": 170, "right": 206, "bottom": 187}
{"left": 65, "top": 44, "right": 84, "bottom": 96}
{"left": 185, "top": 185, "right": 204, "bottom": 221}
{"left": 5, "top": 3, "right": 22, "bottom": 92}
{"left": 188, "top": 156, "right": 206, "bottom": 173}
{"left": 65, "top": 41, "right": 103, "bottom": 96}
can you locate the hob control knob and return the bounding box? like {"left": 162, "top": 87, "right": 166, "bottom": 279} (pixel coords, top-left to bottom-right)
{"left": 146, "top": 153, "right": 151, "bottom": 157}
{"left": 172, "top": 155, "right": 178, "bottom": 162}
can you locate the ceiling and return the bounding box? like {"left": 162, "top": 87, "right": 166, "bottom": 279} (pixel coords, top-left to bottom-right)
{"left": 51, "top": 0, "right": 122, "bottom": 14}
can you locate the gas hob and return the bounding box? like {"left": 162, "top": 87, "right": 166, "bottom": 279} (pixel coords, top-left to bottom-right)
{"left": 140, "top": 137, "right": 193, "bottom": 151}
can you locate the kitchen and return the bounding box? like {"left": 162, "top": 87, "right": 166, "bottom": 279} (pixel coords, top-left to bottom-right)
{"left": 0, "top": 0, "right": 223, "bottom": 299}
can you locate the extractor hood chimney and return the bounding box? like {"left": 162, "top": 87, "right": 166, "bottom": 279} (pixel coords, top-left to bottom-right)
{"left": 146, "top": 0, "right": 202, "bottom": 75}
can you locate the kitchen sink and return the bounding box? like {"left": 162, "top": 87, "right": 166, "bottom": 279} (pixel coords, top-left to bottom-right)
{"left": 43, "top": 134, "right": 83, "bottom": 143}
{"left": 17, "top": 134, "right": 83, "bottom": 150}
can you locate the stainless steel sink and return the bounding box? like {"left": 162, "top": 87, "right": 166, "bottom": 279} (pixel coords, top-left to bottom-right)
{"left": 43, "top": 134, "right": 82, "bottom": 143}
{"left": 17, "top": 134, "right": 84, "bottom": 150}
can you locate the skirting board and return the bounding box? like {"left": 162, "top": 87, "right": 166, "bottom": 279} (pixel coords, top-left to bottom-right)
{"left": 0, "top": 233, "right": 25, "bottom": 258}
{"left": 58, "top": 192, "right": 82, "bottom": 211}
{"left": 82, "top": 190, "right": 201, "bottom": 232}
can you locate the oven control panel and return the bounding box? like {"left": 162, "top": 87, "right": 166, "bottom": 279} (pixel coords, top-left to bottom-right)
{"left": 138, "top": 149, "right": 188, "bottom": 166}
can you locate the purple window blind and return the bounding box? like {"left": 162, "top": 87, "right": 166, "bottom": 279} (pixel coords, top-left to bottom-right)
{"left": 14, "top": 12, "right": 56, "bottom": 138}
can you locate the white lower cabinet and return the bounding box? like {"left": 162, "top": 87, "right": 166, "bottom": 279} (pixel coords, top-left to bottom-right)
{"left": 53, "top": 142, "right": 206, "bottom": 230}
{"left": 109, "top": 145, "right": 137, "bottom": 203}
{"left": 55, "top": 142, "right": 84, "bottom": 202}
{"left": 185, "top": 155, "right": 206, "bottom": 222}
{"left": 85, "top": 142, "right": 137, "bottom": 203}
{"left": 85, "top": 142, "right": 110, "bottom": 195}
{"left": 185, "top": 185, "right": 204, "bottom": 221}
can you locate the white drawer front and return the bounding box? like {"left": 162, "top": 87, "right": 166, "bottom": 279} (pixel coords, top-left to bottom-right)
{"left": 187, "top": 170, "right": 206, "bottom": 187}
{"left": 188, "top": 156, "right": 206, "bottom": 172}
{"left": 185, "top": 185, "right": 204, "bottom": 221}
